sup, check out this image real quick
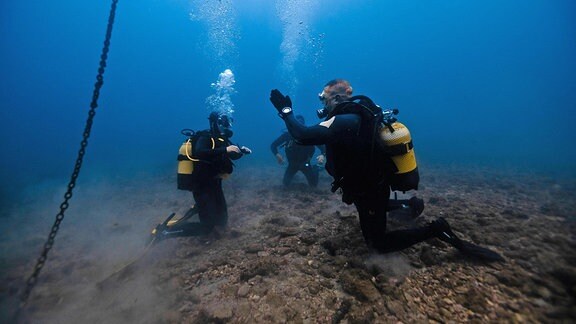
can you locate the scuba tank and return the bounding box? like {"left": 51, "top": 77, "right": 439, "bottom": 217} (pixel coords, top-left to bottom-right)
{"left": 378, "top": 112, "right": 419, "bottom": 192}
{"left": 177, "top": 128, "right": 241, "bottom": 189}
{"left": 326, "top": 96, "right": 420, "bottom": 192}
{"left": 177, "top": 129, "right": 200, "bottom": 191}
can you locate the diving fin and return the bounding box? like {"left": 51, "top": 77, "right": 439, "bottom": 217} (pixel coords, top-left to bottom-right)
{"left": 149, "top": 212, "right": 176, "bottom": 244}
{"left": 149, "top": 207, "right": 200, "bottom": 244}
{"left": 457, "top": 240, "right": 506, "bottom": 262}
{"left": 408, "top": 196, "right": 425, "bottom": 218}
{"left": 431, "top": 217, "right": 505, "bottom": 262}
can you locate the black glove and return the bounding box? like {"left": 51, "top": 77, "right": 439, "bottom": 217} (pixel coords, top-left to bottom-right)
{"left": 270, "top": 89, "right": 292, "bottom": 113}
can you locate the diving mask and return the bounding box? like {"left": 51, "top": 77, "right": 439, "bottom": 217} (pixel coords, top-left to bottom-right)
{"left": 317, "top": 90, "right": 330, "bottom": 119}
{"left": 211, "top": 114, "right": 233, "bottom": 138}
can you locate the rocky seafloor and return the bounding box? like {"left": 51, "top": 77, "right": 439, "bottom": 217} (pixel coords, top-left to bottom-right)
{"left": 1, "top": 164, "right": 575, "bottom": 323}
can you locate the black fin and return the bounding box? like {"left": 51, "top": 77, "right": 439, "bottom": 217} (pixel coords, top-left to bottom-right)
{"left": 408, "top": 196, "right": 425, "bottom": 218}
{"left": 431, "top": 217, "right": 505, "bottom": 262}
{"left": 457, "top": 240, "right": 506, "bottom": 262}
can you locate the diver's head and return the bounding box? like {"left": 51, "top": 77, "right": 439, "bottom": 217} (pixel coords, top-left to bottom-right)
{"left": 295, "top": 115, "right": 305, "bottom": 124}
{"left": 317, "top": 79, "right": 353, "bottom": 117}
{"left": 209, "top": 111, "right": 234, "bottom": 138}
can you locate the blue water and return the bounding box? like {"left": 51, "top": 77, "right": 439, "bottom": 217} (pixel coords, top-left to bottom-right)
{"left": 1, "top": 0, "right": 575, "bottom": 203}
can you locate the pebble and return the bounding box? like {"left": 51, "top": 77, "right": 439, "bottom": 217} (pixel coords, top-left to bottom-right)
{"left": 237, "top": 284, "right": 250, "bottom": 297}
{"left": 245, "top": 244, "right": 262, "bottom": 253}
{"left": 209, "top": 304, "right": 233, "bottom": 321}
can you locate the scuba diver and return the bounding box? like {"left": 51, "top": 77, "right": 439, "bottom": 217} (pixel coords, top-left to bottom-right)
{"left": 268, "top": 79, "right": 503, "bottom": 261}
{"left": 153, "top": 111, "right": 252, "bottom": 240}
{"left": 270, "top": 115, "right": 326, "bottom": 188}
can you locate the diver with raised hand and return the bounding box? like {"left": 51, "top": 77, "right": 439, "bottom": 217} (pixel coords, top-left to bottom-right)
{"left": 268, "top": 79, "right": 503, "bottom": 261}
{"left": 270, "top": 115, "right": 326, "bottom": 188}
{"left": 154, "top": 111, "right": 251, "bottom": 240}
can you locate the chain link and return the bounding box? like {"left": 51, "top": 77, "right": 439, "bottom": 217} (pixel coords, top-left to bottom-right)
{"left": 20, "top": 0, "right": 119, "bottom": 305}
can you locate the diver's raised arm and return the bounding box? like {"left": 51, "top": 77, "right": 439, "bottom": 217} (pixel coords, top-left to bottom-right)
{"left": 269, "top": 89, "right": 331, "bottom": 145}
{"left": 284, "top": 113, "right": 331, "bottom": 144}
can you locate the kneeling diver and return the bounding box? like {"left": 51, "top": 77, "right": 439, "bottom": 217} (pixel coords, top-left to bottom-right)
{"left": 268, "top": 80, "right": 503, "bottom": 262}
{"left": 153, "top": 111, "right": 251, "bottom": 241}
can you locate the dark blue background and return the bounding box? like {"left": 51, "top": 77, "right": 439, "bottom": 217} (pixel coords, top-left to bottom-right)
{"left": 2, "top": 0, "right": 575, "bottom": 204}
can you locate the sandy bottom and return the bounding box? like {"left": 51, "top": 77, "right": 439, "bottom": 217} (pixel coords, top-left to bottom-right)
{"left": 1, "top": 164, "right": 575, "bottom": 323}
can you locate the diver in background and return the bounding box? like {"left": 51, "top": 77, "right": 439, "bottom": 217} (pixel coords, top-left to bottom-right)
{"left": 270, "top": 115, "right": 326, "bottom": 188}
{"left": 268, "top": 79, "right": 503, "bottom": 261}
{"left": 157, "top": 111, "right": 252, "bottom": 239}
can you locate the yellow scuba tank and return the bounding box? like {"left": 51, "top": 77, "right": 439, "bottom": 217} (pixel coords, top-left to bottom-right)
{"left": 177, "top": 139, "right": 197, "bottom": 176}
{"left": 177, "top": 131, "right": 202, "bottom": 191}
{"left": 329, "top": 96, "right": 419, "bottom": 191}
{"left": 177, "top": 130, "right": 228, "bottom": 190}
{"left": 379, "top": 122, "right": 419, "bottom": 192}
{"left": 380, "top": 122, "right": 417, "bottom": 173}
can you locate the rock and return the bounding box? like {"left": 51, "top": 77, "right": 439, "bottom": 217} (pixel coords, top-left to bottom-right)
{"left": 299, "top": 232, "right": 317, "bottom": 245}
{"left": 346, "top": 304, "right": 375, "bottom": 323}
{"left": 320, "top": 279, "right": 334, "bottom": 289}
{"left": 276, "top": 247, "right": 294, "bottom": 255}
{"left": 207, "top": 304, "right": 233, "bottom": 321}
{"left": 494, "top": 271, "right": 523, "bottom": 287}
{"left": 245, "top": 243, "right": 262, "bottom": 253}
{"left": 296, "top": 245, "right": 309, "bottom": 256}
{"left": 239, "top": 258, "right": 279, "bottom": 281}
{"left": 264, "top": 292, "right": 285, "bottom": 308}
{"left": 237, "top": 284, "right": 250, "bottom": 297}
{"left": 178, "top": 301, "right": 194, "bottom": 313}
{"left": 475, "top": 217, "right": 491, "bottom": 226}
{"left": 340, "top": 272, "right": 381, "bottom": 302}
{"left": 321, "top": 240, "right": 337, "bottom": 256}
{"left": 319, "top": 265, "right": 336, "bottom": 278}
{"left": 386, "top": 300, "right": 406, "bottom": 318}
{"left": 234, "top": 301, "right": 252, "bottom": 321}
{"left": 420, "top": 246, "right": 438, "bottom": 266}
{"left": 307, "top": 281, "right": 321, "bottom": 295}
{"left": 454, "top": 286, "right": 468, "bottom": 294}
{"left": 278, "top": 227, "right": 300, "bottom": 237}
{"left": 462, "top": 286, "right": 487, "bottom": 313}
{"left": 299, "top": 263, "right": 315, "bottom": 275}
{"left": 187, "top": 293, "right": 201, "bottom": 304}
{"left": 531, "top": 286, "right": 551, "bottom": 299}
{"left": 332, "top": 299, "right": 352, "bottom": 323}
{"left": 483, "top": 273, "right": 499, "bottom": 285}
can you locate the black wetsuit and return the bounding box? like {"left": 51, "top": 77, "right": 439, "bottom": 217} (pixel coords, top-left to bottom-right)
{"left": 174, "top": 131, "right": 240, "bottom": 236}
{"left": 282, "top": 112, "right": 435, "bottom": 253}
{"left": 270, "top": 132, "right": 325, "bottom": 187}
